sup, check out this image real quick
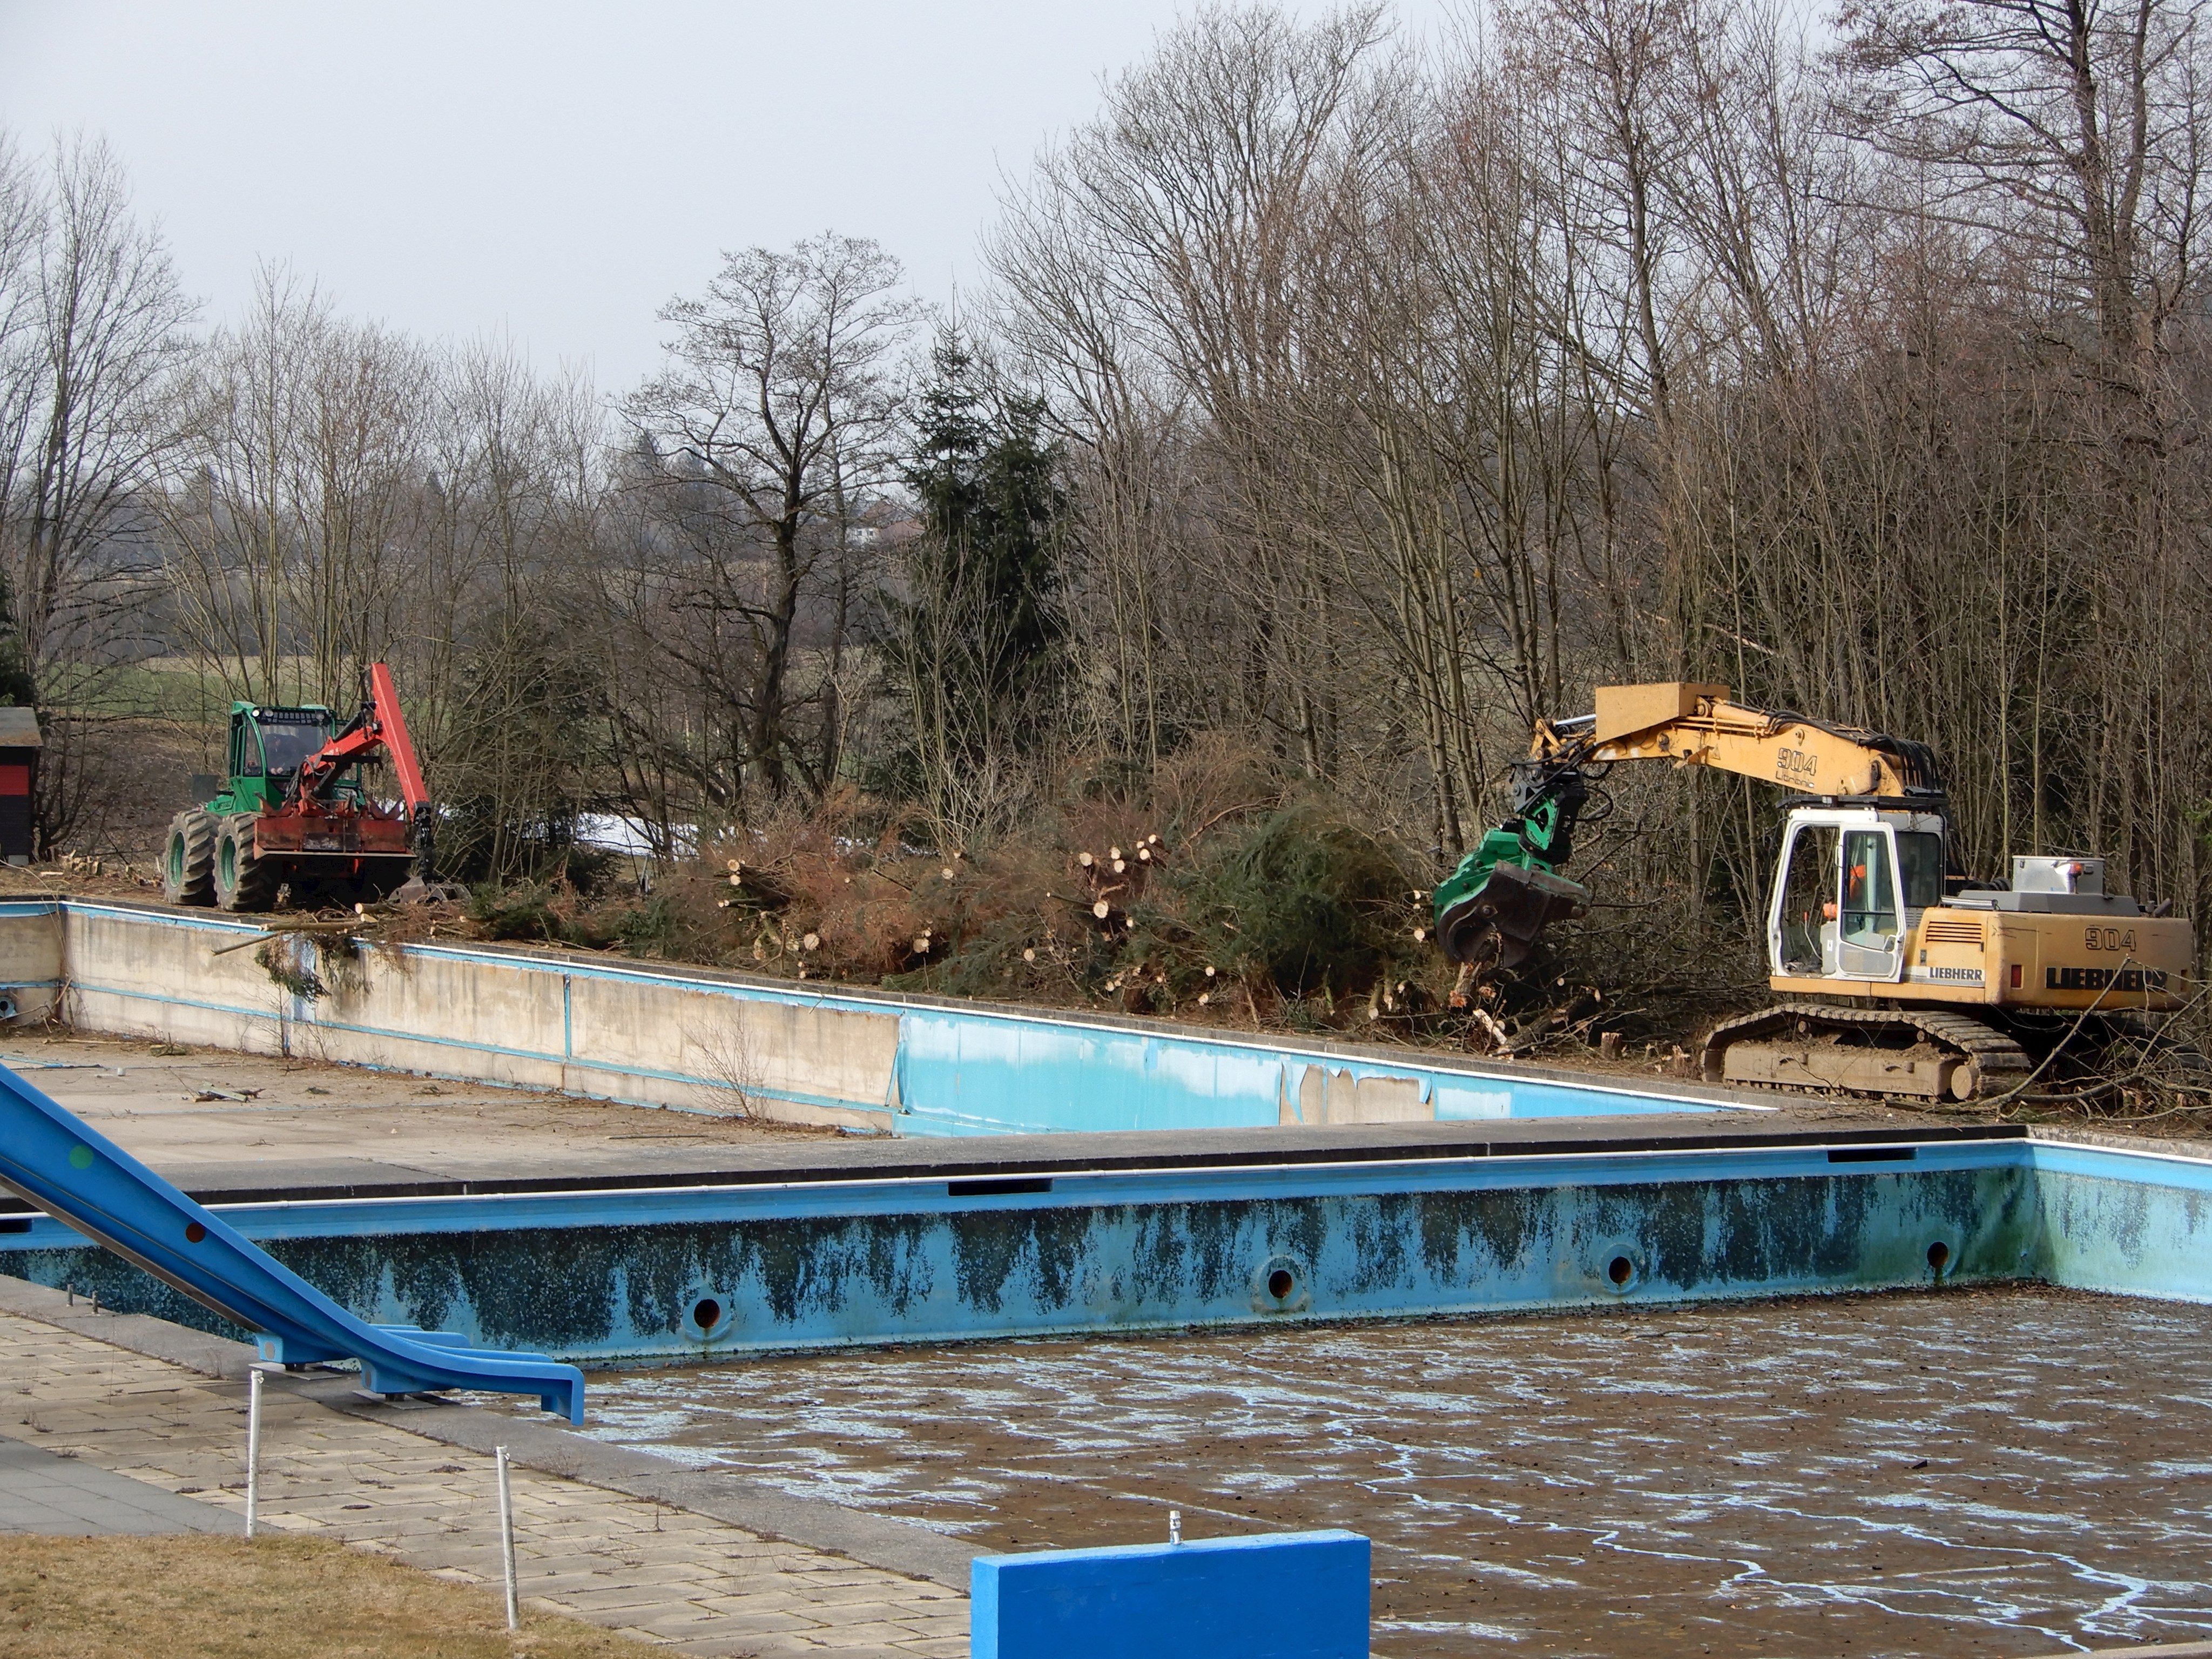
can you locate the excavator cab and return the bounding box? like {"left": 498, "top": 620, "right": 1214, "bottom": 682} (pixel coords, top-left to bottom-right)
{"left": 1767, "top": 807, "right": 1946, "bottom": 984}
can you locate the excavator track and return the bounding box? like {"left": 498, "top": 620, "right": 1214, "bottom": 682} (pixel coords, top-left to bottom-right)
{"left": 1700, "top": 1002, "right": 2033, "bottom": 1102}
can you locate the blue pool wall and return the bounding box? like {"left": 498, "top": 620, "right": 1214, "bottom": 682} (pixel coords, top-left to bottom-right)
{"left": 2028, "top": 1138, "right": 2212, "bottom": 1299}
{"left": 0, "top": 897, "right": 1740, "bottom": 1137}
{"left": 5, "top": 1134, "right": 2204, "bottom": 1366}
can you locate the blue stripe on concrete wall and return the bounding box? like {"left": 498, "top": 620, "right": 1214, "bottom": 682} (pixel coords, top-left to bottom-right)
{"left": 58, "top": 898, "right": 1739, "bottom": 1135}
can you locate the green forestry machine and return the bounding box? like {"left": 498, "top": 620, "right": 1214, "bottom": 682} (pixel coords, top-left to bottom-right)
{"left": 161, "top": 663, "right": 452, "bottom": 913}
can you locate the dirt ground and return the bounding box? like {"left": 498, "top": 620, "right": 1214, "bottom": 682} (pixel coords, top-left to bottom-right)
{"left": 0, "top": 863, "right": 159, "bottom": 904}
{"left": 0, "top": 1534, "right": 648, "bottom": 1658}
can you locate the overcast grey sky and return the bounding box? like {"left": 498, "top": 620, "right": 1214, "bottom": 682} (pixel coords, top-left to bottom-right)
{"left": 0, "top": 1, "right": 1447, "bottom": 392}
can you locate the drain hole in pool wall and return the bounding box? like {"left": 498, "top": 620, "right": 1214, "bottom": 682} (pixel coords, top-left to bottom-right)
{"left": 1927, "top": 1241, "right": 1951, "bottom": 1275}
{"left": 692, "top": 1297, "right": 723, "bottom": 1331}
{"left": 1607, "top": 1255, "right": 1635, "bottom": 1288}
{"left": 1251, "top": 1253, "right": 1310, "bottom": 1313}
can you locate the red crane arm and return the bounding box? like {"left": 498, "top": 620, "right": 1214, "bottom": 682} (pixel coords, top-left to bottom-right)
{"left": 290, "top": 662, "right": 431, "bottom": 818}
{"left": 367, "top": 662, "right": 430, "bottom": 814}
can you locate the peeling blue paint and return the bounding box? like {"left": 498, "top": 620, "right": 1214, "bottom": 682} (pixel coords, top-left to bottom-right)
{"left": 7, "top": 1136, "right": 2206, "bottom": 1367}
{"left": 888, "top": 1007, "right": 1685, "bottom": 1135}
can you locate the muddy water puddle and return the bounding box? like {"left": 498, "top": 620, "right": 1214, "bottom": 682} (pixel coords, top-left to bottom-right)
{"left": 579, "top": 1287, "right": 2212, "bottom": 1656}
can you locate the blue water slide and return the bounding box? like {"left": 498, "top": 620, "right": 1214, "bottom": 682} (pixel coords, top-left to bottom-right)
{"left": 0, "top": 1061, "right": 585, "bottom": 1423}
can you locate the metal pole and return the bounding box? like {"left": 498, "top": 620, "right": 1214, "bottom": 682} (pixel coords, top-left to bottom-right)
{"left": 495, "top": 1445, "right": 518, "bottom": 1631}
{"left": 245, "top": 1366, "right": 263, "bottom": 1539}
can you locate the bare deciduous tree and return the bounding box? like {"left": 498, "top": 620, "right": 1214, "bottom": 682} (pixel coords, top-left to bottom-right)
{"left": 623, "top": 234, "right": 920, "bottom": 815}
{"left": 1837, "top": 0, "right": 2212, "bottom": 373}
{"left": 0, "top": 132, "right": 194, "bottom": 850}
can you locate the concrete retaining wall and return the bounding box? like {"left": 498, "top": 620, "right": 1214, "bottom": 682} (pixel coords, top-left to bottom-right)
{"left": 14, "top": 1135, "right": 2209, "bottom": 1364}
{"left": 0, "top": 1139, "right": 2043, "bottom": 1362}
{"left": 0, "top": 901, "right": 63, "bottom": 1026}
{"left": 6, "top": 898, "right": 1735, "bottom": 1137}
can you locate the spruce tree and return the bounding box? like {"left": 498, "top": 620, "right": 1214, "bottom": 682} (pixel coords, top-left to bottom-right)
{"left": 887, "top": 329, "right": 1067, "bottom": 821}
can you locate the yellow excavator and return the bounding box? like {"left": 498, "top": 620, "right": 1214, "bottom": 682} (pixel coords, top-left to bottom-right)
{"left": 1432, "top": 682, "right": 2198, "bottom": 1100}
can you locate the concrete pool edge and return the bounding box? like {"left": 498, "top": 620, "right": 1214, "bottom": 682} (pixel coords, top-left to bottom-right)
{"left": 16, "top": 1118, "right": 2210, "bottom": 1366}
{"left": 0, "top": 1111, "right": 1995, "bottom": 1215}
{"left": 0, "top": 1272, "right": 981, "bottom": 1589}
{"left": 0, "top": 895, "right": 1771, "bottom": 1134}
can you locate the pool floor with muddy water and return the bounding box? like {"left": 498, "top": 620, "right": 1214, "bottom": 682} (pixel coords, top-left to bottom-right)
{"left": 574, "top": 1285, "right": 2212, "bottom": 1657}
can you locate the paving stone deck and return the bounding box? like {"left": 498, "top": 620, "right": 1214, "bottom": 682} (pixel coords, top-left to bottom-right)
{"left": 0, "top": 1310, "right": 968, "bottom": 1657}
{"left": 0, "top": 1433, "right": 241, "bottom": 1536}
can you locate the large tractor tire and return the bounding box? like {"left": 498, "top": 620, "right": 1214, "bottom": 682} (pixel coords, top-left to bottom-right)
{"left": 213, "top": 815, "right": 280, "bottom": 913}
{"left": 161, "top": 810, "right": 218, "bottom": 907}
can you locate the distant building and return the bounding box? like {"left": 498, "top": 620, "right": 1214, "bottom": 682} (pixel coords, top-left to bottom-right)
{"left": 0, "top": 709, "right": 38, "bottom": 864}
{"left": 841, "top": 499, "right": 922, "bottom": 552}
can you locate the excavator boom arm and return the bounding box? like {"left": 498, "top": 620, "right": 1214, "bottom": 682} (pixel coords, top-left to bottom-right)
{"left": 1538, "top": 682, "right": 1941, "bottom": 802}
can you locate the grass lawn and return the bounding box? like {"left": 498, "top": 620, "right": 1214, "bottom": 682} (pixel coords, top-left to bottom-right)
{"left": 0, "top": 1534, "right": 648, "bottom": 1658}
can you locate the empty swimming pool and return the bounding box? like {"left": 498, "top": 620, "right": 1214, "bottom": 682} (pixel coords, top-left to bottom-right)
{"left": 575, "top": 1284, "right": 2212, "bottom": 1657}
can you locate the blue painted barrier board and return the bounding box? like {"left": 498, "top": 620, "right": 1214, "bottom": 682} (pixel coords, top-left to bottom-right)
{"left": 971, "top": 1529, "right": 1370, "bottom": 1659}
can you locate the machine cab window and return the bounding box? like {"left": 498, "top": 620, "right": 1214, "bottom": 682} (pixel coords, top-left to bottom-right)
{"left": 1835, "top": 826, "right": 1907, "bottom": 977}
{"left": 1840, "top": 830, "right": 1898, "bottom": 946}
{"left": 256, "top": 720, "right": 330, "bottom": 777}
{"left": 1896, "top": 831, "right": 1944, "bottom": 912}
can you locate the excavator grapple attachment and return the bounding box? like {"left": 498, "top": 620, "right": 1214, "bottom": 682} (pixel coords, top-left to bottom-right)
{"left": 1434, "top": 859, "right": 1590, "bottom": 973}
{"left": 1433, "top": 757, "right": 1592, "bottom": 977}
